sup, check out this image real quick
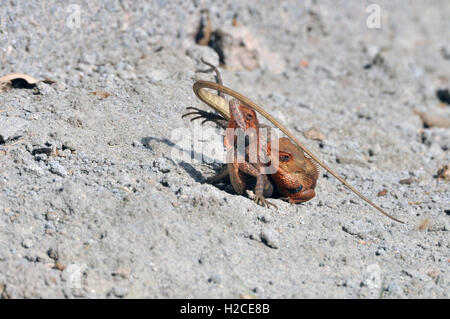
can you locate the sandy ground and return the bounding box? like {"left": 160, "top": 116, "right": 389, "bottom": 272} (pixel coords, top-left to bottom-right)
{"left": 0, "top": 0, "right": 449, "bottom": 298}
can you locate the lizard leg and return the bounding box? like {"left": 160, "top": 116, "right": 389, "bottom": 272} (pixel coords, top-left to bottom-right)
{"left": 199, "top": 58, "right": 224, "bottom": 97}
{"left": 262, "top": 174, "right": 274, "bottom": 198}
{"left": 279, "top": 189, "right": 316, "bottom": 204}
{"left": 205, "top": 165, "right": 230, "bottom": 184}
{"left": 227, "top": 162, "right": 247, "bottom": 195}
{"left": 236, "top": 162, "right": 277, "bottom": 209}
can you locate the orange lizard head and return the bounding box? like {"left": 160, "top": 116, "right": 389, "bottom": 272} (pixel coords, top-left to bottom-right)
{"left": 267, "top": 137, "right": 319, "bottom": 203}
{"left": 225, "top": 99, "right": 260, "bottom": 149}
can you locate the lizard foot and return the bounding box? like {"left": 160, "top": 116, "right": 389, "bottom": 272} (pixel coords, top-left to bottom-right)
{"left": 182, "top": 107, "right": 224, "bottom": 125}
{"left": 254, "top": 195, "right": 278, "bottom": 209}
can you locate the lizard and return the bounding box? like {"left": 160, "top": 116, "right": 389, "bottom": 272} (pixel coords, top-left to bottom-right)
{"left": 188, "top": 64, "right": 404, "bottom": 223}
{"left": 185, "top": 106, "right": 320, "bottom": 204}
{"left": 186, "top": 96, "right": 276, "bottom": 207}
{"left": 267, "top": 137, "right": 319, "bottom": 203}
{"left": 223, "top": 98, "right": 276, "bottom": 208}
{"left": 184, "top": 59, "right": 319, "bottom": 205}
{"left": 185, "top": 59, "right": 278, "bottom": 207}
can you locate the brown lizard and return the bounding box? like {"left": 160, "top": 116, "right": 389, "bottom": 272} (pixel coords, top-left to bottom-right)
{"left": 224, "top": 98, "right": 276, "bottom": 207}
{"left": 185, "top": 59, "right": 279, "bottom": 207}
{"left": 185, "top": 107, "right": 320, "bottom": 204}
{"left": 267, "top": 137, "right": 319, "bottom": 203}
{"left": 186, "top": 98, "right": 276, "bottom": 207}
{"left": 190, "top": 78, "right": 404, "bottom": 223}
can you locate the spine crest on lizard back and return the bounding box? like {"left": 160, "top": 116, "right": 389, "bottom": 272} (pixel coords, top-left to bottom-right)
{"left": 191, "top": 80, "right": 404, "bottom": 224}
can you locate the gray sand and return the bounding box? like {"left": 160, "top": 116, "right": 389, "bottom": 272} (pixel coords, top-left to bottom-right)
{"left": 0, "top": 0, "right": 448, "bottom": 298}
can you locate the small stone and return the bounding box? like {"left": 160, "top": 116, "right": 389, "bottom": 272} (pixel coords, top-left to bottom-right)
{"left": 45, "top": 211, "right": 58, "bottom": 221}
{"left": 62, "top": 141, "right": 76, "bottom": 152}
{"left": 437, "top": 164, "right": 450, "bottom": 181}
{"left": 375, "top": 247, "right": 386, "bottom": 256}
{"left": 377, "top": 189, "right": 388, "bottom": 197}
{"left": 436, "top": 88, "right": 450, "bottom": 105}
{"left": 258, "top": 214, "right": 271, "bottom": 223}
{"left": 441, "top": 46, "right": 450, "bottom": 60}
{"left": 48, "top": 160, "right": 68, "bottom": 177}
{"left": 399, "top": 177, "right": 414, "bottom": 185}
{"left": 208, "top": 275, "right": 221, "bottom": 284}
{"left": 112, "top": 286, "right": 128, "bottom": 298}
{"left": 427, "top": 270, "right": 440, "bottom": 279}
{"left": 61, "top": 264, "right": 82, "bottom": 288}
{"left": 385, "top": 281, "right": 403, "bottom": 296}
{"left": 152, "top": 158, "right": 170, "bottom": 173}
{"left": 47, "top": 248, "right": 59, "bottom": 260}
{"left": 0, "top": 117, "right": 29, "bottom": 144}
{"left": 160, "top": 176, "right": 169, "bottom": 187}
{"left": 304, "top": 128, "right": 326, "bottom": 141}
{"left": 34, "top": 153, "right": 48, "bottom": 161}
{"left": 22, "top": 239, "right": 33, "bottom": 249}
{"left": 112, "top": 267, "right": 131, "bottom": 279}
{"left": 172, "top": 201, "right": 180, "bottom": 208}
{"left": 25, "top": 163, "right": 45, "bottom": 176}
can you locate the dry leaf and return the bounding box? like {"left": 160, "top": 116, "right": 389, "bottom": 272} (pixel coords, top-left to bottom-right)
{"left": 0, "top": 73, "right": 40, "bottom": 84}
{"left": 418, "top": 218, "right": 430, "bottom": 231}
{"left": 399, "top": 177, "right": 414, "bottom": 185}
{"left": 427, "top": 270, "right": 440, "bottom": 279}
{"left": 91, "top": 91, "right": 111, "bottom": 98}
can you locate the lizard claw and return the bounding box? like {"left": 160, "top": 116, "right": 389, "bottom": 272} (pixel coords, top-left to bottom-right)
{"left": 182, "top": 107, "right": 224, "bottom": 125}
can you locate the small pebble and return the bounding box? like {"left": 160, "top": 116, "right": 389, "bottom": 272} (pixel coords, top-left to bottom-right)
{"left": 208, "top": 275, "right": 221, "bottom": 284}
{"left": 47, "top": 248, "right": 59, "bottom": 260}
{"left": 48, "top": 160, "right": 68, "bottom": 177}
{"left": 61, "top": 264, "right": 82, "bottom": 288}
{"left": 258, "top": 214, "right": 271, "bottom": 223}
{"left": 112, "top": 286, "right": 128, "bottom": 298}
{"left": 260, "top": 230, "right": 279, "bottom": 249}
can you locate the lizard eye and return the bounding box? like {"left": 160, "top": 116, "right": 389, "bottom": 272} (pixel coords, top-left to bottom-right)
{"left": 245, "top": 113, "right": 253, "bottom": 120}
{"left": 280, "top": 154, "right": 290, "bottom": 162}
